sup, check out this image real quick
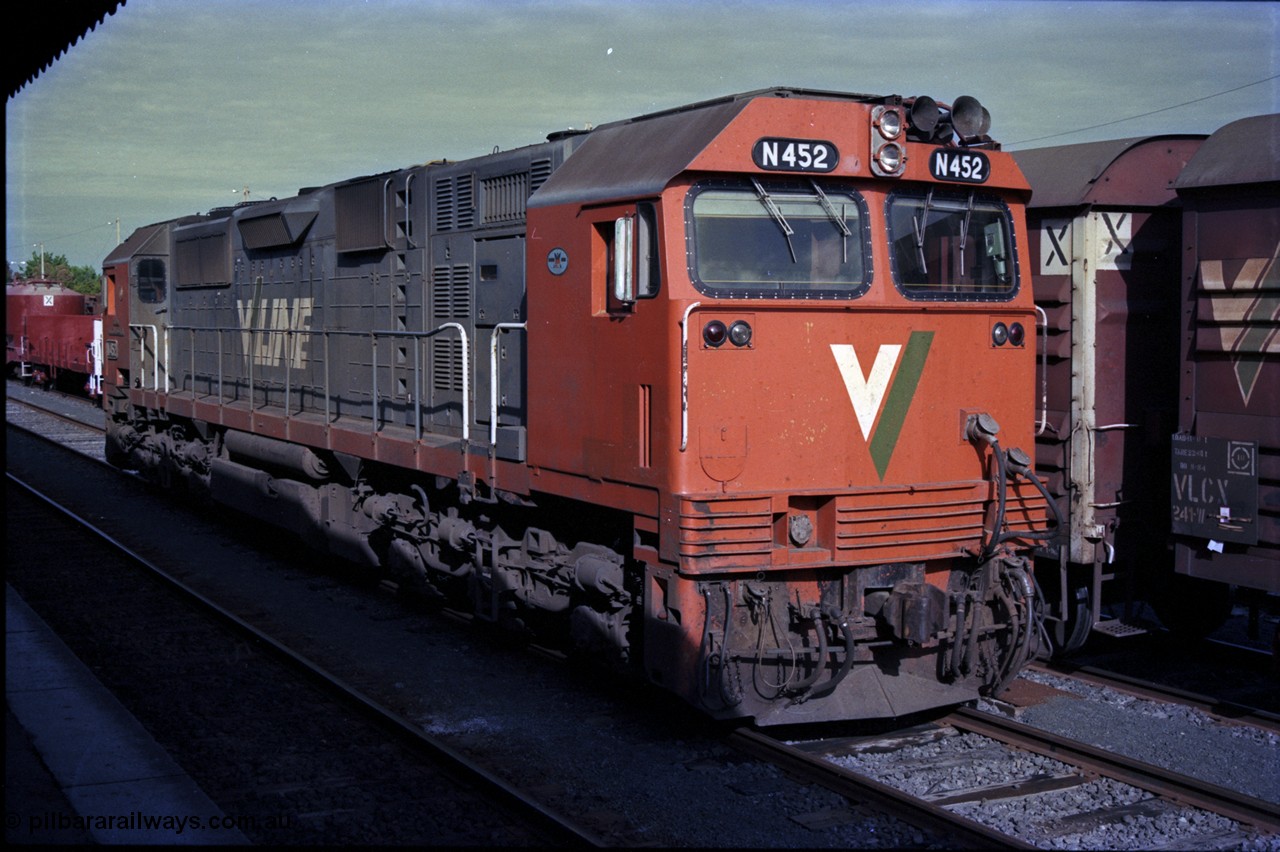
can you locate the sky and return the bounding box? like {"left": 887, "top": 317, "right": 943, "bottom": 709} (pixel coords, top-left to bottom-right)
{"left": 6, "top": 0, "right": 1278, "bottom": 272}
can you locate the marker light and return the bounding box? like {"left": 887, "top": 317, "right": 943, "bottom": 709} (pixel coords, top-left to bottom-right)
{"left": 1008, "top": 322, "right": 1025, "bottom": 347}
{"left": 992, "top": 322, "right": 1009, "bottom": 346}
{"left": 728, "top": 320, "right": 753, "bottom": 347}
{"left": 703, "top": 320, "right": 727, "bottom": 347}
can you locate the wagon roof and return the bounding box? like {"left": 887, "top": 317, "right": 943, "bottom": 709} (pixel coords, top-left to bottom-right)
{"left": 1174, "top": 113, "right": 1280, "bottom": 190}
{"left": 6, "top": 279, "right": 78, "bottom": 296}
{"left": 528, "top": 88, "right": 884, "bottom": 209}
{"left": 1013, "top": 135, "right": 1207, "bottom": 209}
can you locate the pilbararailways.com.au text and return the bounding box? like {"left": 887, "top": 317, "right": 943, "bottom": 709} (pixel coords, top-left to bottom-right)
{"left": 12, "top": 809, "right": 292, "bottom": 836}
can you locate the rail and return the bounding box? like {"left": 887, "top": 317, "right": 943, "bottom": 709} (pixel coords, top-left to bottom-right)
{"left": 947, "top": 706, "right": 1280, "bottom": 833}
{"left": 6, "top": 469, "right": 606, "bottom": 848}
{"left": 728, "top": 727, "right": 1032, "bottom": 849}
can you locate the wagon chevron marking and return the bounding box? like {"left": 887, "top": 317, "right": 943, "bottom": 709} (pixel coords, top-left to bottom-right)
{"left": 1201, "top": 247, "right": 1280, "bottom": 406}
{"left": 831, "top": 331, "right": 934, "bottom": 480}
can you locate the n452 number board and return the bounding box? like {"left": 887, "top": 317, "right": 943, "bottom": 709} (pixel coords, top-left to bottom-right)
{"left": 929, "top": 149, "right": 989, "bottom": 183}
{"left": 753, "top": 137, "right": 839, "bottom": 173}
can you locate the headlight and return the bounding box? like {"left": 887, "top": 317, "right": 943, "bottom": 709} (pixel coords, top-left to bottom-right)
{"left": 870, "top": 106, "right": 907, "bottom": 177}
{"left": 878, "top": 109, "right": 903, "bottom": 140}
{"left": 728, "top": 320, "right": 753, "bottom": 347}
{"left": 876, "top": 142, "right": 904, "bottom": 174}
{"left": 992, "top": 322, "right": 1009, "bottom": 346}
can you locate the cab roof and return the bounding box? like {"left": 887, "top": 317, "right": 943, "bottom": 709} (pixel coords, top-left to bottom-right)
{"left": 529, "top": 88, "right": 888, "bottom": 209}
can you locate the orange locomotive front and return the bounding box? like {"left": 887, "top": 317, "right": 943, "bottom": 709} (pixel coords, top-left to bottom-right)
{"left": 101, "top": 89, "right": 1053, "bottom": 725}
{"left": 526, "top": 90, "right": 1051, "bottom": 723}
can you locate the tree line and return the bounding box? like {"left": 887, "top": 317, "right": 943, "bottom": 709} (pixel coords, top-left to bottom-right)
{"left": 7, "top": 250, "right": 101, "bottom": 295}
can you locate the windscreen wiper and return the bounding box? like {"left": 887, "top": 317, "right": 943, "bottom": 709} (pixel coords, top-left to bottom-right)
{"left": 809, "top": 179, "right": 851, "bottom": 262}
{"left": 958, "top": 191, "right": 975, "bottom": 272}
{"left": 751, "top": 178, "right": 796, "bottom": 264}
{"left": 912, "top": 188, "right": 934, "bottom": 274}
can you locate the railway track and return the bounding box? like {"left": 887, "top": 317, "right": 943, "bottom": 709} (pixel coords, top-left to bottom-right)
{"left": 946, "top": 707, "right": 1280, "bottom": 829}
{"left": 728, "top": 725, "right": 1034, "bottom": 849}
{"left": 9, "top": 385, "right": 1279, "bottom": 848}
{"left": 5, "top": 384, "right": 106, "bottom": 458}
{"left": 733, "top": 706, "right": 1280, "bottom": 849}
{"left": 6, "top": 466, "right": 604, "bottom": 847}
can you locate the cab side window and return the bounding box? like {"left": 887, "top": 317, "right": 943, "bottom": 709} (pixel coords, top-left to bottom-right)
{"left": 135, "top": 257, "right": 168, "bottom": 304}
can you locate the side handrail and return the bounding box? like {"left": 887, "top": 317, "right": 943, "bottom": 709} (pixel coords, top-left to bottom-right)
{"left": 680, "top": 301, "right": 701, "bottom": 452}
{"left": 489, "top": 323, "right": 527, "bottom": 447}
{"left": 403, "top": 172, "right": 418, "bottom": 248}
{"left": 372, "top": 323, "right": 471, "bottom": 443}
{"left": 128, "top": 323, "right": 165, "bottom": 391}
{"left": 165, "top": 323, "right": 472, "bottom": 444}
{"left": 1034, "top": 305, "right": 1048, "bottom": 437}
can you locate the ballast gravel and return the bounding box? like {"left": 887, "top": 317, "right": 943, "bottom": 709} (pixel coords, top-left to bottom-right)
{"left": 1009, "top": 668, "right": 1280, "bottom": 805}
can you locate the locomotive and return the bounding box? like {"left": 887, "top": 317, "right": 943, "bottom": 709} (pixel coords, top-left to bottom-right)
{"left": 100, "top": 88, "right": 1054, "bottom": 725}
{"left": 6, "top": 279, "right": 103, "bottom": 396}
{"left": 1015, "top": 113, "right": 1279, "bottom": 649}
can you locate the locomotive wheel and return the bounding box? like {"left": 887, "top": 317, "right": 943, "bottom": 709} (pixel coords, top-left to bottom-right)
{"left": 104, "top": 437, "right": 129, "bottom": 469}
{"left": 1151, "top": 574, "right": 1233, "bottom": 639}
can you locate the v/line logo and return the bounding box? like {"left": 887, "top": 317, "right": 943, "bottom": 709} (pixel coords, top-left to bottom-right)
{"left": 235, "top": 297, "right": 314, "bottom": 369}
{"left": 831, "top": 332, "right": 934, "bottom": 480}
